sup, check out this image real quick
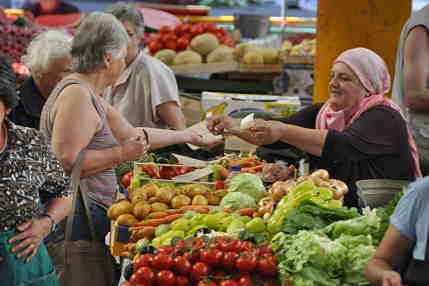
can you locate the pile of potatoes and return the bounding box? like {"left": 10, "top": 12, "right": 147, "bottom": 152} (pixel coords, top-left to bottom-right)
{"left": 281, "top": 39, "right": 316, "bottom": 56}
{"left": 107, "top": 183, "right": 227, "bottom": 226}
{"left": 233, "top": 43, "right": 280, "bottom": 65}
{"left": 154, "top": 33, "right": 235, "bottom": 65}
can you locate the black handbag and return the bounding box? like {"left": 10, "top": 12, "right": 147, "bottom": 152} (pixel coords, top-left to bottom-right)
{"left": 403, "top": 229, "right": 429, "bottom": 286}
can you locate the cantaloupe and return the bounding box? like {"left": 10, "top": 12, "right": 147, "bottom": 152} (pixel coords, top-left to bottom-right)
{"left": 154, "top": 49, "right": 176, "bottom": 65}
{"left": 190, "top": 33, "right": 219, "bottom": 56}
{"left": 173, "top": 50, "right": 203, "bottom": 65}
{"left": 207, "top": 45, "right": 234, "bottom": 63}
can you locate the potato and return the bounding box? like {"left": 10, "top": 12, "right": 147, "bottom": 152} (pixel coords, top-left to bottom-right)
{"left": 116, "top": 214, "right": 138, "bottom": 227}
{"left": 129, "top": 189, "right": 148, "bottom": 205}
{"left": 192, "top": 195, "right": 208, "bottom": 206}
{"left": 148, "top": 196, "right": 159, "bottom": 203}
{"left": 171, "top": 195, "right": 191, "bottom": 209}
{"left": 190, "top": 33, "right": 219, "bottom": 56}
{"left": 214, "top": 189, "right": 228, "bottom": 198}
{"left": 173, "top": 50, "right": 202, "bottom": 66}
{"left": 156, "top": 187, "right": 175, "bottom": 204}
{"left": 141, "top": 183, "right": 159, "bottom": 198}
{"left": 243, "top": 51, "right": 264, "bottom": 65}
{"left": 154, "top": 49, "right": 176, "bottom": 65}
{"left": 133, "top": 201, "right": 152, "bottom": 220}
{"left": 206, "top": 193, "right": 221, "bottom": 205}
{"left": 260, "top": 48, "right": 279, "bottom": 64}
{"left": 207, "top": 45, "right": 234, "bottom": 63}
{"left": 151, "top": 202, "right": 169, "bottom": 212}
{"left": 185, "top": 184, "right": 211, "bottom": 197}
{"left": 107, "top": 199, "right": 133, "bottom": 220}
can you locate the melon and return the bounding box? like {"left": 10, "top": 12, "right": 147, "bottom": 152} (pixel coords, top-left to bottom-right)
{"left": 190, "top": 33, "right": 219, "bottom": 56}
{"left": 207, "top": 45, "right": 234, "bottom": 63}
{"left": 154, "top": 49, "right": 176, "bottom": 65}
{"left": 173, "top": 50, "right": 203, "bottom": 65}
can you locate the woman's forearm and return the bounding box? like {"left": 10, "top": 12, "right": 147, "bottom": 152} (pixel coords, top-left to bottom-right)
{"left": 145, "top": 128, "right": 190, "bottom": 149}
{"left": 278, "top": 124, "right": 328, "bottom": 157}
{"left": 44, "top": 196, "right": 73, "bottom": 225}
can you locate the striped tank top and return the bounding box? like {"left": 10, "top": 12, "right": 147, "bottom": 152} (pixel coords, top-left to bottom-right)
{"left": 40, "top": 78, "right": 119, "bottom": 207}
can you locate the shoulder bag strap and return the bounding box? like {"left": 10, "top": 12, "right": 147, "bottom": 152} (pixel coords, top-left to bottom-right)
{"left": 64, "top": 150, "right": 98, "bottom": 242}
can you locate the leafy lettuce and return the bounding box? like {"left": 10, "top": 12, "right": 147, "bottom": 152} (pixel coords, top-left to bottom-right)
{"left": 228, "top": 173, "right": 266, "bottom": 201}
{"left": 220, "top": 192, "right": 256, "bottom": 210}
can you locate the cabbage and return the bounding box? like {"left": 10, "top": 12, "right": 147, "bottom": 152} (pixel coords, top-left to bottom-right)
{"left": 220, "top": 192, "right": 256, "bottom": 210}
{"left": 228, "top": 173, "right": 266, "bottom": 201}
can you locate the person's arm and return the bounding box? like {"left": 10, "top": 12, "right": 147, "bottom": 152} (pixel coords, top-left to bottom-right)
{"left": 51, "top": 85, "right": 146, "bottom": 177}
{"left": 403, "top": 26, "right": 429, "bottom": 111}
{"left": 156, "top": 101, "right": 187, "bottom": 130}
{"left": 365, "top": 225, "right": 414, "bottom": 286}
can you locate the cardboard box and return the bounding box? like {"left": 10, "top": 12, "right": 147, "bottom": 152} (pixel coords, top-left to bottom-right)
{"left": 201, "top": 92, "right": 301, "bottom": 151}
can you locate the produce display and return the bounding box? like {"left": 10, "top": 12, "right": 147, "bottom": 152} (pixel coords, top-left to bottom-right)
{"left": 233, "top": 43, "right": 281, "bottom": 65}
{"left": 281, "top": 33, "right": 316, "bottom": 57}
{"left": 123, "top": 236, "right": 282, "bottom": 286}
{"left": 111, "top": 152, "right": 404, "bottom": 286}
{"left": 145, "top": 23, "right": 235, "bottom": 64}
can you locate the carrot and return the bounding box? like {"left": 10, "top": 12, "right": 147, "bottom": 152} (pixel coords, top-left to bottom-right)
{"left": 222, "top": 208, "right": 234, "bottom": 213}
{"left": 235, "top": 208, "right": 254, "bottom": 216}
{"left": 147, "top": 211, "right": 170, "bottom": 219}
{"left": 241, "top": 164, "right": 265, "bottom": 173}
{"left": 135, "top": 218, "right": 168, "bottom": 227}
{"left": 228, "top": 157, "right": 257, "bottom": 167}
{"left": 163, "top": 214, "right": 184, "bottom": 223}
{"left": 180, "top": 205, "right": 211, "bottom": 211}
{"left": 165, "top": 209, "right": 184, "bottom": 215}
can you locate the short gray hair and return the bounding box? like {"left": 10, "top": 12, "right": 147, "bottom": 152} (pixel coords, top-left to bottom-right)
{"left": 21, "top": 30, "right": 72, "bottom": 74}
{"left": 71, "top": 12, "right": 129, "bottom": 73}
{"left": 105, "top": 2, "right": 145, "bottom": 37}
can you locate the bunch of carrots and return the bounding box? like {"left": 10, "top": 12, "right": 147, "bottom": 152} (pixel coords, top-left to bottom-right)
{"left": 228, "top": 157, "right": 266, "bottom": 174}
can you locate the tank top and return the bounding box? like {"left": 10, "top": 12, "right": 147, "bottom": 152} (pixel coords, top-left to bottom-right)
{"left": 40, "top": 78, "right": 119, "bottom": 207}
{"left": 392, "top": 5, "right": 429, "bottom": 160}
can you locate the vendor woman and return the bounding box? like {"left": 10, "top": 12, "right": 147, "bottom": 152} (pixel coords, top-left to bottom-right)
{"left": 207, "top": 47, "right": 421, "bottom": 207}
{"left": 0, "top": 55, "right": 71, "bottom": 286}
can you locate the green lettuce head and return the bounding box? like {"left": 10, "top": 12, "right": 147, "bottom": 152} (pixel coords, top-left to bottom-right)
{"left": 228, "top": 173, "right": 266, "bottom": 201}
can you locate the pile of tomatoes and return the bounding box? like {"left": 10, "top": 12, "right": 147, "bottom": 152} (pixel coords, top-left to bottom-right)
{"left": 122, "top": 236, "right": 280, "bottom": 286}
{"left": 144, "top": 23, "right": 235, "bottom": 55}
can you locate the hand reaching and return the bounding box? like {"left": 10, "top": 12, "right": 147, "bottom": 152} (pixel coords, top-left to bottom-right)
{"left": 9, "top": 218, "right": 52, "bottom": 262}
{"left": 206, "top": 115, "right": 239, "bottom": 136}
{"left": 382, "top": 271, "right": 406, "bottom": 286}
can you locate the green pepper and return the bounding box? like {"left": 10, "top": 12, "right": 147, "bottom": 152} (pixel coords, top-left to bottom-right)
{"left": 245, "top": 217, "right": 266, "bottom": 233}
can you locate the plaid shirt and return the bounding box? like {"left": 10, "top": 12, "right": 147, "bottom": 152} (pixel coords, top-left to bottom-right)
{"left": 0, "top": 120, "right": 71, "bottom": 232}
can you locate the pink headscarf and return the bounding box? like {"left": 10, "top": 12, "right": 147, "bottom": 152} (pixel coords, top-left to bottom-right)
{"left": 315, "top": 47, "right": 422, "bottom": 178}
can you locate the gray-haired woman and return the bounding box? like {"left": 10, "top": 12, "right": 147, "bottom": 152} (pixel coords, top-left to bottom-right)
{"left": 39, "top": 12, "right": 221, "bottom": 242}
{"left": 105, "top": 2, "right": 186, "bottom": 130}
{"left": 9, "top": 29, "right": 72, "bottom": 129}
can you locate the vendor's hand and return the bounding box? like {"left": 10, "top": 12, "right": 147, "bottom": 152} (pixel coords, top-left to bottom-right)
{"left": 248, "top": 119, "right": 284, "bottom": 145}
{"left": 9, "top": 217, "right": 52, "bottom": 262}
{"left": 381, "top": 270, "right": 406, "bottom": 286}
{"left": 183, "top": 129, "right": 223, "bottom": 148}
{"left": 121, "top": 134, "right": 149, "bottom": 161}
{"left": 206, "top": 115, "right": 239, "bottom": 136}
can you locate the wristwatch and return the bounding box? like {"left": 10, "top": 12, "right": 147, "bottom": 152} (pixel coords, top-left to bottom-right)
{"left": 40, "top": 213, "right": 56, "bottom": 233}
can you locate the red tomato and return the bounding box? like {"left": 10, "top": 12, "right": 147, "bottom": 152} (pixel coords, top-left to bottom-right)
{"left": 240, "top": 242, "right": 254, "bottom": 251}
{"left": 177, "top": 37, "right": 190, "bottom": 50}
{"left": 157, "top": 246, "right": 175, "bottom": 255}
{"left": 219, "top": 280, "right": 238, "bottom": 286}
{"left": 156, "top": 270, "right": 175, "bottom": 286}
{"left": 175, "top": 239, "right": 186, "bottom": 249}
{"left": 257, "top": 258, "right": 278, "bottom": 277}
{"left": 236, "top": 254, "right": 257, "bottom": 273}
{"left": 159, "top": 26, "right": 172, "bottom": 34}
{"left": 191, "top": 25, "right": 204, "bottom": 37}
{"left": 216, "top": 27, "right": 227, "bottom": 36}
{"left": 185, "top": 237, "right": 204, "bottom": 249}
{"left": 166, "top": 33, "right": 178, "bottom": 42}
{"left": 121, "top": 282, "right": 132, "bottom": 286}
{"left": 148, "top": 41, "right": 162, "bottom": 55}
{"left": 237, "top": 274, "right": 252, "bottom": 286}
{"left": 174, "top": 275, "right": 190, "bottom": 286}
{"left": 121, "top": 171, "right": 133, "bottom": 188}
{"left": 213, "top": 271, "right": 227, "bottom": 283}
{"left": 164, "top": 41, "right": 177, "bottom": 51}
{"left": 198, "top": 280, "right": 217, "bottom": 286}
{"left": 215, "top": 180, "right": 225, "bottom": 190}
{"left": 173, "top": 256, "right": 192, "bottom": 275}
{"left": 191, "top": 262, "right": 211, "bottom": 280}
{"left": 221, "top": 252, "right": 237, "bottom": 271}
{"left": 152, "top": 253, "right": 174, "bottom": 270}
{"left": 134, "top": 254, "right": 153, "bottom": 269}
{"left": 183, "top": 249, "right": 200, "bottom": 263}
{"left": 159, "top": 166, "right": 177, "bottom": 179}
{"left": 200, "top": 248, "right": 223, "bottom": 267}
{"left": 135, "top": 267, "right": 155, "bottom": 286}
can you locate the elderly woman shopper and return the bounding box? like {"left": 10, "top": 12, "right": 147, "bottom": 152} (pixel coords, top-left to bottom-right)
{"left": 40, "top": 12, "right": 220, "bottom": 242}
{"left": 104, "top": 2, "right": 186, "bottom": 130}
{"left": 9, "top": 29, "right": 72, "bottom": 129}
{"left": 207, "top": 47, "right": 421, "bottom": 207}
{"left": 0, "top": 55, "right": 71, "bottom": 286}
